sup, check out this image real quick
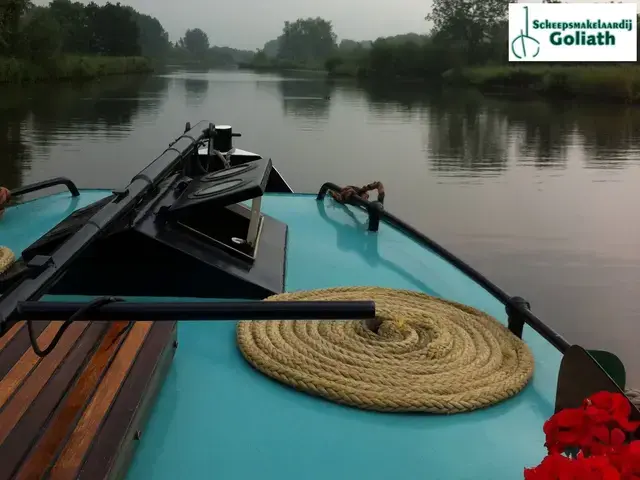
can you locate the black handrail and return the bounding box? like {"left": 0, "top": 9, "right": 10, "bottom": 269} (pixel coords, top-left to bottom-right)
{"left": 16, "top": 300, "right": 375, "bottom": 321}
{"left": 316, "top": 182, "right": 570, "bottom": 354}
{"left": 10, "top": 177, "right": 80, "bottom": 198}
{"left": 0, "top": 121, "right": 213, "bottom": 335}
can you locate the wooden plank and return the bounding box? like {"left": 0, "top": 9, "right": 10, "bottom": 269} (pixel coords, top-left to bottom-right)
{"left": 48, "top": 321, "right": 153, "bottom": 480}
{"left": 78, "top": 322, "right": 177, "bottom": 480}
{"left": 0, "top": 322, "right": 24, "bottom": 353}
{"left": 0, "top": 321, "right": 64, "bottom": 410}
{"left": 13, "top": 321, "right": 131, "bottom": 480}
{"left": 0, "top": 321, "right": 49, "bottom": 380}
{"left": 0, "top": 322, "right": 108, "bottom": 480}
{"left": 0, "top": 321, "right": 89, "bottom": 445}
{"left": 0, "top": 319, "right": 176, "bottom": 480}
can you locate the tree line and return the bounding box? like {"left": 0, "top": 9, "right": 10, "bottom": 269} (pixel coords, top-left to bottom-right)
{"left": 0, "top": 0, "right": 253, "bottom": 66}
{"left": 249, "top": 0, "right": 640, "bottom": 80}
{"left": 247, "top": 6, "right": 509, "bottom": 78}
{"left": 3, "top": 0, "right": 637, "bottom": 87}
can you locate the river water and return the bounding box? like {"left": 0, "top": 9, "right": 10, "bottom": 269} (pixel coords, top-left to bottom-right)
{"left": 1, "top": 69, "right": 639, "bottom": 384}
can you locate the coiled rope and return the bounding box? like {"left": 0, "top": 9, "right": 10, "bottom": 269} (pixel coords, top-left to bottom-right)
{"left": 626, "top": 389, "right": 640, "bottom": 409}
{"left": 329, "top": 181, "right": 385, "bottom": 204}
{"left": 0, "top": 246, "right": 15, "bottom": 275}
{"left": 237, "top": 286, "right": 535, "bottom": 413}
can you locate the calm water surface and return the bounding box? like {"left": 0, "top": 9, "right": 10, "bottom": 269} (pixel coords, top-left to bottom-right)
{"left": 1, "top": 69, "right": 639, "bottom": 384}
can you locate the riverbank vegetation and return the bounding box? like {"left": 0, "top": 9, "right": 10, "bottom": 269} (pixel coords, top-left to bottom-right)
{"left": 0, "top": 1, "right": 153, "bottom": 82}
{"left": 243, "top": 0, "right": 640, "bottom": 103}
{"left": 3, "top": 0, "right": 638, "bottom": 101}
{"left": 443, "top": 65, "right": 640, "bottom": 103}
{"left": 0, "top": 0, "right": 254, "bottom": 83}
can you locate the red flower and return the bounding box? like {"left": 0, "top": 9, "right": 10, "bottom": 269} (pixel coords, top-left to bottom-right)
{"left": 524, "top": 453, "right": 577, "bottom": 479}
{"left": 526, "top": 391, "right": 640, "bottom": 479}
{"left": 524, "top": 453, "right": 620, "bottom": 479}
{"left": 585, "top": 392, "right": 640, "bottom": 433}
{"left": 544, "top": 408, "right": 592, "bottom": 454}
{"left": 588, "top": 427, "right": 629, "bottom": 456}
{"left": 544, "top": 393, "right": 640, "bottom": 456}
{"left": 608, "top": 441, "right": 640, "bottom": 478}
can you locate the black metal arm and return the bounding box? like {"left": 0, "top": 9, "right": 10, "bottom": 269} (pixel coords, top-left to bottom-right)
{"left": 16, "top": 300, "right": 375, "bottom": 321}
{"left": 316, "top": 182, "right": 570, "bottom": 354}
{"left": 0, "top": 122, "right": 212, "bottom": 335}
{"left": 10, "top": 177, "right": 80, "bottom": 198}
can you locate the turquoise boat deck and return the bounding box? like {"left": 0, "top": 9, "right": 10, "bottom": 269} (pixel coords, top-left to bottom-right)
{"left": 1, "top": 191, "right": 561, "bottom": 479}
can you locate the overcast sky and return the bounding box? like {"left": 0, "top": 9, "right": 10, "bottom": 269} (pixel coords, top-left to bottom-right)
{"left": 33, "top": 0, "right": 433, "bottom": 50}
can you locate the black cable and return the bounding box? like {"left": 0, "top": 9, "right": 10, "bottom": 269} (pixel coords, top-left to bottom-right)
{"left": 27, "top": 296, "right": 124, "bottom": 358}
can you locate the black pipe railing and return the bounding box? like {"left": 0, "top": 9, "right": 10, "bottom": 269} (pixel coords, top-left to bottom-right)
{"left": 10, "top": 177, "right": 80, "bottom": 198}
{"left": 0, "top": 121, "right": 213, "bottom": 335}
{"left": 16, "top": 300, "right": 375, "bottom": 321}
{"left": 316, "top": 181, "right": 570, "bottom": 354}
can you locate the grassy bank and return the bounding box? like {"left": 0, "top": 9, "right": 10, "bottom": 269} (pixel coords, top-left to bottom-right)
{"left": 0, "top": 56, "right": 154, "bottom": 84}
{"left": 444, "top": 66, "right": 640, "bottom": 104}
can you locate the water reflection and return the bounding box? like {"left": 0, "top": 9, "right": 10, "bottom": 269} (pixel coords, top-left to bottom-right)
{"left": 0, "top": 74, "right": 170, "bottom": 190}
{"left": 27, "top": 74, "right": 169, "bottom": 142}
{"left": 359, "top": 80, "right": 430, "bottom": 119}
{"left": 184, "top": 77, "right": 209, "bottom": 108}
{"left": 573, "top": 107, "right": 640, "bottom": 169}
{"left": 351, "top": 81, "right": 640, "bottom": 176}
{"left": 277, "top": 77, "right": 334, "bottom": 121}
{"left": 0, "top": 95, "right": 31, "bottom": 189}
{"left": 425, "top": 88, "right": 509, "bottom": 176}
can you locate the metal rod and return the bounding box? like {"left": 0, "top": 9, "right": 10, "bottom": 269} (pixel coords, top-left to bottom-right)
{"left": 316, "top": 181, "right": 571, "bottom": 354}
{"left": 11, "top": 177, "right": 80, "bottom": 198}
{"left": 16, "top": 300, "right": 376, "bottom": 321}
{"left": 246, "top": 197, "right": 262, "bottom": 247}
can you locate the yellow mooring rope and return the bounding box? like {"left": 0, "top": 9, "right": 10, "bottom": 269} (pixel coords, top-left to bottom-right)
{"left": 0, "top": 247, "right": 15, "bottom": 275}
{"left": 236, "top": 286, "right": 535, "bottom": 414}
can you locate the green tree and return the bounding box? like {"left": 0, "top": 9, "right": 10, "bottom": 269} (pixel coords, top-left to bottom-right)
{"left": 48, "top": 0, "right": 88, "bottom": 54}
{"left": 214, "top": 45, "right": 254, "bottom": 64}
{"left": 132, "top": 11, "right": 171, "bottom": 59}
{"left": 0, "top": 0, "right": 33, "bottom": 54}
{"left": 91, "top": 2, "right": 140, "bottom": 56}
{"left": 206, "top": 46, "right": 234, "bottom": 66}
{"left": 426, "top": 0, "right": 509, "bottom": 64}
{"left": 324, "top": 56, "right": 343, "bottom": 74}
{"left": 19, "top": 6, "right": 62, "bottom": 61}
{"left": 277, "top": 17, "right": 337, "bottom": 64}
{"left": 181, "top": 28, "right": 210, "bottom": 59}
{"left": 262, "top": 38, "right": 280, "bottom": 58}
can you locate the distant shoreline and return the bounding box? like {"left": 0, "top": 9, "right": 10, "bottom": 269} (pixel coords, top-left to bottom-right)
{"left": 237, "top": 62, "right": 326, "bottom": 75}
{"left": 442, "top": 65, "right": 640, "bottom": 104}
{"left": 0, "top": 56, "right": 154, "bottom": 84}
{"left": 240, "top": 61, "right": 640, "bottom": 105}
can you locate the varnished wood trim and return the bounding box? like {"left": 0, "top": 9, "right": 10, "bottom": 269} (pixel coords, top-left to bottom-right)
{"left": 0, "top": 321, "right": 49, "bottom": 380}
{"left": 13, "top": 322, "right": 131, "bottom": 480}
{"left": 0, "top": 321, "right": 88, "bottom": 446}
{"left": 78, "top": 323, "right": 177, "bottom": 480}
{"left": 0, "top": 322, "right": 108, "bottom": 480}
{"left": 0, "top": 321, "right": 64, "bottom": 411}
{"left": 0, "top": 322, "right": 24, "bottom": 353}
{"left": 48, "top": 322, "right": 153, "bottom": 480}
